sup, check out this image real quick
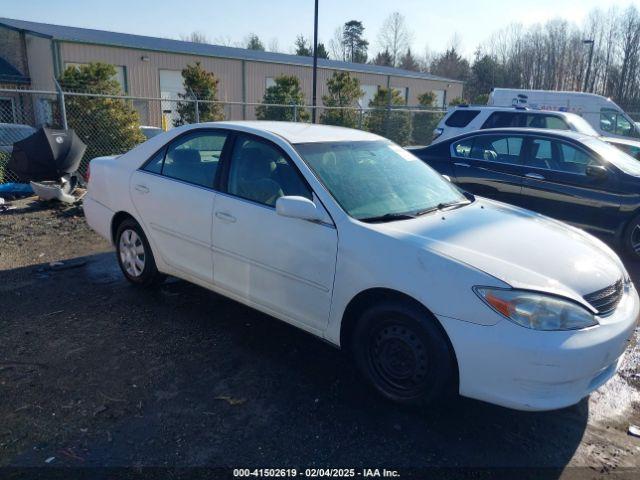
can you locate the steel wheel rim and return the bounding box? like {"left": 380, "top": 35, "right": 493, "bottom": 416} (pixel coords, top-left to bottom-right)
{"left": 368, "top": 322, "right": 428, "bottom": 396}
{"left": 631, "top": 224, "right": 640, "bottom": 254}
{"left": 119, "top": 229, "right": 145, "bottom": 277}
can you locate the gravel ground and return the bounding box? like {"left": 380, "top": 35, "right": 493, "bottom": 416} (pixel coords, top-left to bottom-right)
{"left": 0, "top": 197, "right": 639, "bottom": 478}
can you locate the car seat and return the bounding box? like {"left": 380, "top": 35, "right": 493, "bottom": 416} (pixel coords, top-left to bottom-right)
{"left": 234, "top": 146, "right": 283, "bottom": 205}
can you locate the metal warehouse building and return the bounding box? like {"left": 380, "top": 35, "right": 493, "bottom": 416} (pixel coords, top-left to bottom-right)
{"left": 0, "top": 17, "right": 463, "bottom": 126}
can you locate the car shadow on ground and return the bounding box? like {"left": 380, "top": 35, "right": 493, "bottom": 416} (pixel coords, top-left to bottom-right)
{"left": 2, "top": 252, "right": 588, "bottom": 474}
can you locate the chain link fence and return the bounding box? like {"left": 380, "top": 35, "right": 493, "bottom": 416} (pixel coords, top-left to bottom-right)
{"left": 0, "top": 87, "right": 445, "bottom": 184}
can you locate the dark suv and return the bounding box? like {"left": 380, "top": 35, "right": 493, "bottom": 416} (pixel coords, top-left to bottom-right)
{"left": 410, "top": 128, "right": 640, "bottom": 258}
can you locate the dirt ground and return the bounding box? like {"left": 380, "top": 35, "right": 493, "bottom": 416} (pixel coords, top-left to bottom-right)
{"left": 1, "top": 197, "right": 640, "bottom": 478}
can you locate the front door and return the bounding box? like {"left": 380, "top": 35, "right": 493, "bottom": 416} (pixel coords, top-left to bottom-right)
{"left": 450, "top": 133, "right": 526, "bottom": 206}
{"left": 519, "top": 136, "right": 621, "bottom": 236}
{"left": 130, "top": 129, "right": 230, "bottom": 283}
{"left": 212, "top": 134, "right": 338, "bottom": 333}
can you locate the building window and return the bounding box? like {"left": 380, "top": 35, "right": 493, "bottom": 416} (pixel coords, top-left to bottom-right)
{"left": 64, "top": 62, "right": 127, "bottom": 93}
{"left": 0, "top": 97, "right": 16, "bottom": 123}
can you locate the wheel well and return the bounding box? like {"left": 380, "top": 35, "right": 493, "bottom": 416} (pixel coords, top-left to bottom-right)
{"left": 110, "top": 211, "right": 136, "bottom": 244}
{"left": 340, "top": 288, "right": 459, "bottom": 383}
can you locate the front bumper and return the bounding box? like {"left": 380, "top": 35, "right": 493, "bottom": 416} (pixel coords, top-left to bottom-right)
{"left": 438, "top": 285, "right": 639, "bottom": 411}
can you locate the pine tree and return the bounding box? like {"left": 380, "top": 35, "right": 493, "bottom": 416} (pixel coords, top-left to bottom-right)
{"left": 256, "top": 75, "right": 309, "bottom": 122}
{"left": 58, "top": 63, "right": 145, "bottom": 169}
{"left": 320, "top": 71, "right": 364, "bottom": 128}
{"left": 175, "top": 62, "right": 224, "bottom": 125}
{"left": 366, "top": 87, "right": 411, "bottom": 145}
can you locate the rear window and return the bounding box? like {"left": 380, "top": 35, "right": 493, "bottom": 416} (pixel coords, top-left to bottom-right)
{"left": 445, "top": 110, "right": 481, "bottom": 128}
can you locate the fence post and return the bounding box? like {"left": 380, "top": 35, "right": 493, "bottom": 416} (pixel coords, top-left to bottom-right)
{"left": 292, "top": 103, "right": 298, "bottom": 122}
{"left": 54, "top": 78, "right": 68, "bottom": 130}
{"left": 358, "top": 107, "right": 364, "bottom": 129}
{"left": 189, "top": 88, "right": 200, "bottom": 123}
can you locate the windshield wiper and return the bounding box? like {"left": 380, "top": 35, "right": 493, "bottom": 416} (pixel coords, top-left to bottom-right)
{"left": 359, "top": 212, "right": 417, "bottom": 223}
{"left": 414, "top": 200, "right": 471, "bottom": 217}
{"left": 436, "top": 200, "right": 471, "bottom": 211}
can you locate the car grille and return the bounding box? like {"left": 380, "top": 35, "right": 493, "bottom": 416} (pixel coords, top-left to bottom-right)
{"left": 584, "top": 280, "right": 624, "bottom": 316}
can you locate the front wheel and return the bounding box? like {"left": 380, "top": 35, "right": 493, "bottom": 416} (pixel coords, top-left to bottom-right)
{"left": 115, "top": 219, "right": 165, "bottom": 287}
{"left": 352, "top": 301, "right": 456, "bottom": 406}
{"left": 623, "top": 214, "right": 640, "bottom": 260}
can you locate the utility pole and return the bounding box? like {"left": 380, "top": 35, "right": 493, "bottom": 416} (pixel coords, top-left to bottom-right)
{"left": 311, "top": 0, "right": 319, "bottom": 123}
{"left": 583, "top": 39, "right": 594, "bottom": 92}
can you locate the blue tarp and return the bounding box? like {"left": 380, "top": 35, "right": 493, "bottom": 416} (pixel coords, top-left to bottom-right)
{"left": 0, "top": 182, "right": 34, "bottom": 197}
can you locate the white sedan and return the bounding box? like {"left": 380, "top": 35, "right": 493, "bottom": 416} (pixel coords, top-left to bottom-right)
{"left": 84, "top": 121, "right": 638, "bottom": 411}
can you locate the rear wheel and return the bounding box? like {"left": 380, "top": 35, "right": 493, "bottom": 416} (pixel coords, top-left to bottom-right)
{"left": 115, "top": 219, "right": 165, "bottom": 287}
{"left": 352, "top": 301, "right": 456, "bottom": 405}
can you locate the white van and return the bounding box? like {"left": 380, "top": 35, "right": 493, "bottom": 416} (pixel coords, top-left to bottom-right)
{"left": 488, "top": 88, "right": 640, "bottom": 140}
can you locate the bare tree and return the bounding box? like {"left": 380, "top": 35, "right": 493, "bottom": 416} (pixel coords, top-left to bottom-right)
{"left": 179, "top": 31, "right": 210, "bottom": 44}
{"left": 268, "top": 38, "right": 281, "bottom": 53}
{"left": 329, "top": 26, "right": 347, "bottom": 61}
{"left": 377, "top": 12, "right": 412, "bottom": 67}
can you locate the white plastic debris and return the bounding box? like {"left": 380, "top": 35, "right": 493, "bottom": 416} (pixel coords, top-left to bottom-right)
{"left": 629, "top": 425, "right": 640, "bottom": 438}
{"left": 45, "top": 456, "right": 55, "bottom": 464}
{"left": 30, "top": 181, "right": 76, "bottom": 204}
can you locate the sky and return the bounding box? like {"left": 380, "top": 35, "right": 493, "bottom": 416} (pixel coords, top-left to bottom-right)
{"left": 2, "top": 0, "right": 639, "bottom": 58}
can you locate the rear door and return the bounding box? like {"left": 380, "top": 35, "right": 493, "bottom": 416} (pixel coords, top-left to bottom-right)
{"left": 450, "top": 133, "right": 527, "bottom": 205}
{"left": 519, "top": 135, "right": 621, "bottom": 235}
{"left": 130, "top": 129, "right": 230, "bottom": 283}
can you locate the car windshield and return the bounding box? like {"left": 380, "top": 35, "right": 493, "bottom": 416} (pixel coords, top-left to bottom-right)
{"left": 568, "top": 115, "right": 599, "bottom": 137}
{"left": 295, "top": 140, "right": 467, "bottom": 221}
{"left": 584, "top": 137, "right": 640, "bottom": 176}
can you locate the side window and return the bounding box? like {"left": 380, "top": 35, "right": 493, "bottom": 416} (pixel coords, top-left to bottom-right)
{"left": 615, "top": 115, "right": 633, "bottom": 137}
{"left": 227, "top": 136, "right": 312, "bottom": 207}
{"left": 452, "top": 138, "right": 473, "bottom": 158}
{"left": 545, "top": 116, "right": 570, "bottom": 130}
{"left": 600, "top": 109, "right": 616, "bottom": 134}
{"left": 143, "top": 148, "right": 164, "bottom": 174}
{"left": 468, "top": 135, "right": 523, "bottom": 164}
{"left": 444, "top": 110, "right": 481, "bottom": 128}
{"left": 599, "top": 108, "right": 636, "bottom": 137}
{"left": 162, "top": 131, "right": 228, "bottom": 188}
{"left": 527, "top": 138, "right": 596, "bottom": 174}
{"left": 558, "top": 143, "right": 597, "bottom": 174}
{"left": 481, "top": 111, "right": 519, "bottom": 128}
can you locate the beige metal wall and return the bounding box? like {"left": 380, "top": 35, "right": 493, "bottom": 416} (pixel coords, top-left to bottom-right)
{"left": 60, "top": 42, "right": 243, "bottom": 101}
{"left": 56, "top": 42, "right": 462, "bottom": 125}
{"left": 25, "top": 34, "right": 55, "bottom": 90}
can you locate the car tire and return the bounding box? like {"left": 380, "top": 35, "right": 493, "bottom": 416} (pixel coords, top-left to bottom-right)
{"left": 115, "top": 218, "right": 165, "bottom": 287}
{"left": 623, "top": 213, "right": 640, "bottom": 260}
{"left": 352, "top": 301, "right": 456, "bottom": 406}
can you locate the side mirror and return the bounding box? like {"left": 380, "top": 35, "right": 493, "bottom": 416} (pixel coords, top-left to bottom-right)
{"left": 586, "top": 164, "right": 608, "bottom": 180}
{"left": 276, "top": 196, "right": 324, "bottom": 222}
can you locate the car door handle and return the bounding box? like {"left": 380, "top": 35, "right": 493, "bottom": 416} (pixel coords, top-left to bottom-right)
{"left": 134, "top": 184, "right": 150, "bottom": 194}
{"left": 454, "top": 162, "right": 471, "bottom": 168}
{"left": 525, "top": 173, "right": 545, "bottom": 180}
{"left": 215, "top": 211, "right": 237, "bottom": 223}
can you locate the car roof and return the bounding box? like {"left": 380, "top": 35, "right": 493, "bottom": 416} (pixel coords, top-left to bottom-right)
{"left": 450, "top": 106, "right": 576, "bottom": 117}
{"left": 195, "top": 121, "right": 385, "bottom": 144}
{"left": 434, "top": 127, "right": 596, "bottom": 145}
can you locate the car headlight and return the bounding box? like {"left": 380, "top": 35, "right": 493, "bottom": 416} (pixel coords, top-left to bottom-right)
{"left": 474, "top": 287, "right": 598, "bottom": 331}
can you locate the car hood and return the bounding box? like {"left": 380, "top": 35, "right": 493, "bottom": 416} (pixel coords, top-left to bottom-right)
{"left": 375, "top": 198, "right": 625, "bottom": 309}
